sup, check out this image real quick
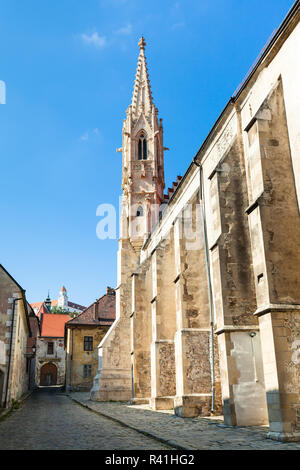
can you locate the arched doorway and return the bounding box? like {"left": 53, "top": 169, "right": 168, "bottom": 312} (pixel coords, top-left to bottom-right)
{"left": 40, "top": 363, "right": 57, "bottom": 386}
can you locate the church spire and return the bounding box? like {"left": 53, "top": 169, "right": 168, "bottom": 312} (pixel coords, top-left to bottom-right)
{"left": 45, "top": 291, "right": 51, "bottom": 312}
{"left": 131, "top": 37, "right": 154, "bottom": 116}
{"left": 120, "top": 37, "right": 165, "bottom": 251}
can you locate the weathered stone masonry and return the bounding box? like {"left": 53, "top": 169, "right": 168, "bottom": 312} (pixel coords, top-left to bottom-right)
{"left": 92, "top": 3, "right": 300, "bottom": 443}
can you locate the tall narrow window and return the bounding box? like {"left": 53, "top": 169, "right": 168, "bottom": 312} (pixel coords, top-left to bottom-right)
{"left": 136, "top": 205, "right": 143, "bottom": 217}
{"left": 138, "top": 133, "right": 147, "bottom": 160}
{"left": 84, "top": 336, "right": 93, "bottom": 351}
{"left": 83, "top": 364, "right": 92, "bottom": 379}
{"left": 47, "top": 342, "right": 54, "bottom": 355}
{"left": 143, "top": 138, "right": 147, "bottom": 160}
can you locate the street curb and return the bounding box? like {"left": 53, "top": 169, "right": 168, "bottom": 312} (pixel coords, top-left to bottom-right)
{"left": 0, "top": 408, "right": 11, "bottom": 421}
{"left": 0, "top": 390, "right": 33, "bottom": 422}
{"left": 20, "top": 390, "right": 34, "bottom": 404}
{"left": 67, "top": 395, "right": 191, "bottom": 451}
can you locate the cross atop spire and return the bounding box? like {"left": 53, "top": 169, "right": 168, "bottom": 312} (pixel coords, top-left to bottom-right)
{"left": 131, "top": 37, "right": 154, "bottom": 116}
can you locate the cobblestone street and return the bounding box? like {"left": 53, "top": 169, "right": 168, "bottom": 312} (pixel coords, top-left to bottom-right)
{"left": 0, "top": 388, "right": 171, "bottom": 450}
{"left": 2, "top": 389, "right": 300, "bottom": 450}
{"left": 70, "top": 393, "right": 300, "bottom": 451}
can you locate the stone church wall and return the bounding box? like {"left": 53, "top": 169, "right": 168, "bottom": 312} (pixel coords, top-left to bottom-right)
{"left": 92, "top": 7, "right": 300, "bottom": 442}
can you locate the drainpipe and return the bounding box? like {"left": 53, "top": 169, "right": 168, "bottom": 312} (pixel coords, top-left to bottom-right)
{"left": 131, "top": 364, "right": 134, "bottom": 403}
{"left": 4, "top": 296, "right": 23, "bottom": 408}
{"left": 193, "top": 158, "right": 216, "bottom": 412}
{"left": 69, "top": 327, "right": 73, "bottom": 391}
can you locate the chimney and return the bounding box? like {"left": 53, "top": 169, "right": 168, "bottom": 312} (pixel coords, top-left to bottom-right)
{"left": 106, "top": 287, "right": 115, "bottom": 296}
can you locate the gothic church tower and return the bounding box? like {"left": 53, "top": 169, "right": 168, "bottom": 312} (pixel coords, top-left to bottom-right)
{"left": 116, "top": 37, "right": 166, "bottom": 320}
{"left": 91, "top": 37, "right": 167, "bottom": 401}
{"left": 120, "top": 37, "right": 165, "bottom": 252}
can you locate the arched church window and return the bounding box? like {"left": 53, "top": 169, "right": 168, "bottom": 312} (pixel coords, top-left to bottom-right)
{"left": 136, "top": 205, "right": 143, "bottom": 217}
{"left": 138, "top": 133, "right": 148, "bottom": 160}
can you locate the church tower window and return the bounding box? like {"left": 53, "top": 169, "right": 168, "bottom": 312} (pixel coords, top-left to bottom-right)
{"left": 136, "top": 205, "right": 143, "bottom": 217}
{"left": 138, "top": 133, "right": 148, "bottom": 160}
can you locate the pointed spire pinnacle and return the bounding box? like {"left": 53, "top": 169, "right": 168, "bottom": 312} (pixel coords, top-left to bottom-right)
{"left": 138, "top": 36, "right": 146, "bottom": 51}
{"left": 45, "top": 291, "right": 51, "bottom": 312}
{"left": 131, "top": 37, "right": 154, "bottom": 115}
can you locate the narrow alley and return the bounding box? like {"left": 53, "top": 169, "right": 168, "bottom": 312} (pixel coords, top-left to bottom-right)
{"left": 0, "top": 388, "right": 171, "bottom": 450}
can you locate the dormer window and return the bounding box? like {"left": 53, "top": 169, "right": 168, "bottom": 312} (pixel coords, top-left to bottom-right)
{"left": 138, "top": 133, "right": 148, "bottom": 160}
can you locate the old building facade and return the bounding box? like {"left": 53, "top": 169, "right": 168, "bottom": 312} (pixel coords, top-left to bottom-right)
{"left": 35, "top": 311, "right": 70, "bottom": 386}
{"left": 65, "top": 287, "right": 116, "bottom": 392}
{"left": 26, "top": 309, "right": 40, "bottom": 390}
{"left": 0, "top": 265, "right": 33, "bottom": 408}
{"left": 92, "top": 2, "right": 300, "bottom": 443}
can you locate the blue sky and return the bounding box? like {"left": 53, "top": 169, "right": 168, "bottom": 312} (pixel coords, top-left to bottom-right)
{"left": 0, "top": 0, "right": 295, "bottom": 307}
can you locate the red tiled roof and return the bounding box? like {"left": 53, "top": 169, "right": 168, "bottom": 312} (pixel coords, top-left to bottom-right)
{"left": 61, "top": 286, "right": 66, "bottom": 292}
{"left": 31, "top": 300, "right": 58, "bottom": 310}
{"left": 40, "top": 313, "right": 71, "bottom": 338}
{"left": 67, "top": 301, "right": 86, "bottom": 310}
{"left": 37, "top": 303, "right": 50, "bottom": 315}
{"left": 31, "top": 299, "right": 86, "bottom": 311}
{"left": 66, "top": 288, "right": 116, "bottom": 327}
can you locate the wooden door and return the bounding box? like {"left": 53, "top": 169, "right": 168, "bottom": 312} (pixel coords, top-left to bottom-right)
{"left": 40, "top": 363, "right": 57, "bottom": 386}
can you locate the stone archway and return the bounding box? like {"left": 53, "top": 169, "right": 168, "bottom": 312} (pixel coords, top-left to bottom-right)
{"left": 40, "top": 363, "right": 57, "bottom": 386}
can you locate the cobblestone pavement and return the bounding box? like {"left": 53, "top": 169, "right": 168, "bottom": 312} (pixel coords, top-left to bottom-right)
{"left": 0, "top": 388, "right": 171, "bottom": 450}
{"left": 70, "top": 392, "right": 300, "bottom": 450}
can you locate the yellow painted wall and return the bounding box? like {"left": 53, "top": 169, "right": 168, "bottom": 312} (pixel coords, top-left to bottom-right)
{"left": 66, "top": 325, "right": 109, "bottom": 391}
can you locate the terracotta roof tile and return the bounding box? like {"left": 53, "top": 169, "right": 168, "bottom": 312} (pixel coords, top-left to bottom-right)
{"left": 38, "top": 303, "right": 50, "bottom": 315}
{"left": 67, "top": 301, "right": 86, "bottom": 310}
{"left": 31, "top": 299, "right": 86, "bottom": 312}
{"left": 66, "top": 288, "right": 116, "bottom": 327}
{"left": 31, "top": 300, "right": 58, "bottom": 310}
{"left": 41, "top": 313, "right": 71, "bottom": 338}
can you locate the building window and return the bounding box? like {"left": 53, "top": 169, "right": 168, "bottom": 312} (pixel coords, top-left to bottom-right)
{"left": 83, "top": 364, "right": 92, "bottom": 379}
{"left": 138, "top": 133, "right": 147, "bottom": 160}
{"left": 136, "top": 205, "right": 143, "bottom": 217}
{"left": 84, "top": 336, "right": 93, "bottom": 351}
{"left": 47, "top": 342, "right": 54, "bottom": 355}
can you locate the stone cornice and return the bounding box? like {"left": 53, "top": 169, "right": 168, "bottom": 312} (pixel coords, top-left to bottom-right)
{"left": 215, "top": 325, "right": 259, "bottom": 335}
{"left": 254, "top": 303, "right": 300, "bottom": 317}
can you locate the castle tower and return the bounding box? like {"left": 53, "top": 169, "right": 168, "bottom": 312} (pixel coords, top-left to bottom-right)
{"left": 120, "top": 36, "right": 165, "bottom": 252}
{"left": 58, "top": 286, "right": 68, "bottom": 310}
